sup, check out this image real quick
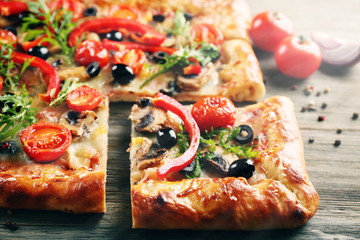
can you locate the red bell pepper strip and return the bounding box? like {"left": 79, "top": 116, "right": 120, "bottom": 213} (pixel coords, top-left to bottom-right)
{"left": 12, "top": 52, "right": 60, "bottom": 103}
{"left": 183, "top": 57, "right": 202, "bottom": 75}
{"left": 152, "top": 92, "right": 200, "bottom": 179}
{"left": 21, "top": 35, "right": 50, "bottom": 52}
{"left": 68, "top": 18, "right": 166, "bottom": 47}
{"left": 102, "top": 39, "right": 177, "bottom": 55}
{"left": 0, "top": 1, "right": 28, "bottom": 16}
{"left": 0, "top": 76, "right": 3, "bottom": 91}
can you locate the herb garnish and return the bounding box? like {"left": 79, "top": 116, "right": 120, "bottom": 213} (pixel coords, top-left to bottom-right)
{"left": 140, "top": 42, "right": 219, "bottom": 89}
{"left": 0, "top": 86, "right": 37, "bottom": 141}
{"left": 21, "top": 0, "right": 76, "bottom": 57}
{"left": 0, "top": 44, "right": 33, "bottom": 92}
{"left": 177, "top": 126, "right": 259, "bottom": 179}
{"left": 49, "top": 78, "right": 83, "bottom": 107}
{"left": 168, "top": 10, "right": 191, "bottom": 39}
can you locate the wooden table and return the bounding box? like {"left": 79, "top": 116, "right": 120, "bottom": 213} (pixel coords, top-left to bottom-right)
{"left": 1, "top": 0, "right": 360, "bottom": 239}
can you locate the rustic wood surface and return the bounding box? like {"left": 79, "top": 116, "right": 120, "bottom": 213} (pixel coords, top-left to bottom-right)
{"left": 1, "top": 0, "right": 360, "bottom": 239}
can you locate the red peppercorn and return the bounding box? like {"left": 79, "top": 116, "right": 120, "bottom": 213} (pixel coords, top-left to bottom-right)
{"left": 317, "top": 116, "right": 325, "bottom": 122}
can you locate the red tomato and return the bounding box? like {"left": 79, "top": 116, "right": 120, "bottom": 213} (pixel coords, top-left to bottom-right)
{"left": 113, "top": 49, "right": 146, "bottom": 75}
{"left": 20, "top": 121, "right": 72, "bottom": 163}
{"left": 191, "top": 96, "right": 236, "bottom": 133}
{"left": 66, "top": 85, "right": 103, "bottom": 112}
{"left": 274, "top": 36, "right": 322, "bottom": 79}
{"left": 191, "top": 24, "right": 224, "bottom": 46}
{"left": 249, "top": 11, "right": 294, "bottom": 52}
{"left": 108, "top": 4, "right": 139, "bottom": 20}
{"left": 183, "top": 58, "right": 202, "bottom": 75}
{"left": 74, "top": 40, "right": 110, "bottom": 69}
{"left": 49, "top": 0, "right": 84, "bottom": 21}
{"left": 0, "top": 29, "right": 17, "bottom": 47}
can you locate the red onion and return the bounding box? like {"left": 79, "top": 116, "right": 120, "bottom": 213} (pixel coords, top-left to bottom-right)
{"left": 311, "top": 32, "right": 360, "bottom": 66}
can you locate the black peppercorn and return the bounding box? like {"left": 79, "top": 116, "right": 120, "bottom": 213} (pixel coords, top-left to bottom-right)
{"left": 334, "top": 140, "right": 341, "bottom": 147}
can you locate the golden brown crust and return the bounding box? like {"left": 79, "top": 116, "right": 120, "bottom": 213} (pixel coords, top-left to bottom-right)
{"left": 130, "top": 96, "right": 319, "bottom": 229}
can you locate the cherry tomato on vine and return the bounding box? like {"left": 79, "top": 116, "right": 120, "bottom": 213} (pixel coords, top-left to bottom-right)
{"left": 191, "top": 96, "right": 236, "bottom": 133}
{"left": 74, "top": 40, "right": 110, "bottom": 69}
{"left": 0, "top": 29, "right": 17, "bottom": 47}
{"left": 66, "top": 85, "right": 103, "bottom": 112}
{"left": 191, "top": 24, "right": 224, "bottom": 46}
{"left": 249, "top": 11, "right": 294, "bottom": 52}
{"left": 274, "top": 36, "right": 322, "bottom": 79}
{"left": 113, "top": 49, "right": 146, "bottom": 75}
{"left": 20, "top": 121, "right": 72, "bottom": 163}
{"left": 108, "top": 4, "right": 139, "bottom": 20}
{"left": 49, "top": 0, "right": 84, "bottom": 21}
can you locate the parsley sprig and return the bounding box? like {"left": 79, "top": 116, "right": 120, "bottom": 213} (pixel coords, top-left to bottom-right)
{"left": 177, "top": 126, "right": 259, "bottom": 179}
{"left": 0, "top": 86, "right": 37, "bottom": 141}
{"left": 0, "top": 44, "right": 33, "bottom": 92}
{"left": 21, "top": 0, "right": 76, "bottom": 57}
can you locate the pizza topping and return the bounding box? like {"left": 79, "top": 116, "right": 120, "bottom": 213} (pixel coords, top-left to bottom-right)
{"left": 138, "top": 98, "right": 153, "bottom": 108}
{"left": 191, "top": 23, "right": 224, "bottom": 46}
{"left": 112, "top": 63, "right": 135, "bottom": 85}
{"left": 152, "top": 51, "right": 169, "bottom": 64}
{"left": 203, "top": 153, "right": 229, "bottom": 176}
{"left": 152, "top": 14, "right": 166, "bottom": 23}
{"left": 113, "top": 49, "right": 146, "bottom": 75}
{"left": 3, "top": 26, "right": 17, "bottom": 36}
{"left": 20, "top": 121, "right": 72, "bottom": 163}
{"left": 68, "top": 18, "right": 166, "bottom": 47}
{"left": 131, "top": 105, "right": 167, "bottom": 133}
{"left": 152, "top": 92, "right": 200, "bottom": 179}
{"left": 235, "top": 125, "right": 254, "bottom": 145}
{"left": 102, "top": 30, "right": 123, "bottom": 42}
{"left": 107, "top": 4, "right": 139, "bottom": 20}
{"left": 156, "top": 128, "right": 177, "bottom": 149}
{"left": 66, "top": 85, "right": 103, "bottom": 113}
{"left": 228, "top": 158, "right": 255, "bottom": 179}
{"left": 49, "top": 78, "right": 83, "bottom": 107}
{"left": 177, "top": 62, "right": 215, "bottom": 91}
{"left": 0, "top": 141, "right": 18, "bottom": 155}
{"left": 0, "top": 86, "right": 37, "bottom": 141}
{"left": 86, "top": 61, "right": 101, "bottom": 78}
{"left": 27, "top": 46, "right": 49, "bottom": 60}
{"left": 59, "top": 110, "right": 97, "bottom": 136}
{"left": 0, "top": 29, "right": 17, "bottom": 47}
{"left": 0, "top": 1, "right": 28, "bottom": 16}
{"left": 49, "top": 0, "right": 84, "bottom": 22}
{"left": 65, "top": 110, "right": 79, "bottom": 125}
{"left": 138, "top": 149, "right": 167, "bottom": 171}
{"left": 74, "top": 40, "right": 110, "bottom": 69}
{"left": 83, "top": 7, "right": 97, "bottom": 17}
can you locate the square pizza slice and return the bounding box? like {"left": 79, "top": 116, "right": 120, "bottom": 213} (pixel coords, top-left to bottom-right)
{"left": 129, "top": 94, "right": 319, "bottom": 230}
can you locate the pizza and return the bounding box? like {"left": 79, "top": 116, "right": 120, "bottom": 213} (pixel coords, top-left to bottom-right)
{"left": 129, "top": 93, "right": 319, "bottom": 230}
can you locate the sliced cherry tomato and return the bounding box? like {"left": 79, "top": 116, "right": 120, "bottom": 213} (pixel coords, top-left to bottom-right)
{"left": 74, "top": 40, "right": 110, "bottom": 69}
{"left": 49, "top": 0, "right": 84, "bottom": 21}
{"left": 191, "top": 24, "right": 224, "bottom": 46}
{"left": 66, "top": 85, "right": 103, "bottom": 112}
{"left": 274, "top": 36, "right": 322, "bottom": 79}
{"left": 108, "top": 4, "right": 139, "bottom": 20}
{"left": 0, "top": 29, "right": 17, "bottom": 47}
{"left": 113, "top": 49, "right": 146, "bottom": 75}
{"left": 0, "top": 76, "right": 3, "bottom": 91}
{"left": 249, "top": 11, "right": 294, "bottom": 52}
{"left": 183, "top": 57, "right": 202, "bottom": 75}
{"left": 191, "top": 96, "right": 236, "bottom": 133}
{"left": 20, "top": 121, "right": 72, "bottom": 163}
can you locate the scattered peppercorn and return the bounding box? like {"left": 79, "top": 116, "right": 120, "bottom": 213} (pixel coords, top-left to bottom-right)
{"left": 316, "top": 91, "right": 321, "bottom": 97}
{"left": 307, "top": 106, "right": 317, "bottom": 112}
{"left": 301, "top": 106, "right": 307, "bottom": 112}
{"left": 324, "top": 87, "right": 330, "bottom": 94}
{"left": 308, "top": 137, "right": 314, "bottom": 144}
{"left": 304, "top": 86, "right": 313, "bottom": 96}
{"left": 336, "top": 128, "right": 342, "bottom": 134}
{"left": 5, "top": 221, "right": 18, "bottom": 231}
{"left": 321, "top": 103, "right": 327, "bottom": 109}
{"left": 352, "top": 112, "right": 359, "bottom": 120}
{"left": 318, "top": 116, "right": 325, "bottom": 122}
{"left": 291, "top": 85, "right": 297, "bottom": 90}
{"left": 334, "top": 140, "right": 341, "bottom": 147}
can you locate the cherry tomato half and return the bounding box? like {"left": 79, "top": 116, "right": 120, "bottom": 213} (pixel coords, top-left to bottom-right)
{"left": 274, "top": 36, "right": 322, "bottom": 79}
{"left": 183, "top": 58, "right": 202, "bottom": 75}
{"left": 0, "top": 29, "right": 17, "bottom": 48}
{"left": 0, "top": 76, "right": 3, "bottom": 92}
{"left": 66, "top": 85, "right": 103, "bottom": 112}
{"left": 74, "top": 40, "right": 110, "bottom": 69}
{"left": 249, "top": 11, "right": 294, "bottom": 52}
{"left": 49, "top": 0, "right": 84, "bottom": 21}
{"left": 20, "top": 121, "right": 72, "bottom": 163}
{"left": 191, "top": 96, "right": 236, "bottom": 133}
{"left": 113, "top": 49, "right": 146, "bottom": 75}
{"left": 108, "top": 4, "right": 139, "bottom": 20}
{"left": 191, "top": 24, "right": 224, "bottom": 46}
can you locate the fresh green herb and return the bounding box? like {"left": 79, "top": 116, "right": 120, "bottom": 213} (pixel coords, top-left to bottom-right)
{"left": 21, "top": 0, "right": 76, "bottom": 57}
{"left": 0, "top": 44, "right": 33, "bottom": 92}
{"left": 49, "top": 78, "right": 83, "bottom": 107}
{"left": 168, "top": 10, "right": 191, "bottom": 38}
{"left": 0, "top": 86, "right": 37, "bottom": 141}
{"left": 176, "top": 125, "right": 259, "bottom": 179}
{"left": 140, "top": 42, "right": 219, "bottom": 88}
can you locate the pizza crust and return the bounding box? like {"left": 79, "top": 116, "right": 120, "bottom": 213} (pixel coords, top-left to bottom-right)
{"left": 129, "top": 96, "right": 319, "bottom": 229}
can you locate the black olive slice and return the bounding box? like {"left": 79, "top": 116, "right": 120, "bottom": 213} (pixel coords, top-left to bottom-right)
{"left": 84, "top": 7, "right": 97, "bottom": 17}
{"left": 112, "top": 64, "right": 135, "bottom": 85}
{"left": 66, "top": 110, "right": 80, "bottom": 125}
{"left": 138, "top": 98, "right": 153, "bottom": 108}
{"left": 28, "top": 46, "right": 49, "bottom": 60}
{"left": 152, "top": 14, "right": 166, "bottom": 22}
{"left": 228, "top": 158, "right": 255, "bottom": 179}
{"left": 4, "top": 25, "right": 17, "bottom": 36}
{"left": 152, "top": 51, "right": 169, "bottom": 64}
{"left": 86, "top": 61, "right": 101, "bottom": 78}
{"left": 184, "top": 12, "right": 193, "bottom": 21}
{"left": 51, "top": 59, "right": 62, "bottom": 69}
{"left": 235, "top": 125, "right": 254, "bottom": 145}
{"left": 156, "top": 128, "right": 177, "bottom": 149}
{"left": 103, "top": 30, "right": 123, "bottom": 42}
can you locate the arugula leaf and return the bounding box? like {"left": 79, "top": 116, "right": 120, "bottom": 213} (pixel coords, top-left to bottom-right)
{"left": 21, "top": 0, "right": 76, "bottom": 57}
{"left": 0, "top": 44, "right": 33, "bottom": 92}
{"left": 140, "top": 42, "right": 219, "bottom": 88}
{"left": 0, "top": 86, "right": 37, "bottom": 141}
{"left": 169, "top": 10, "right": 191, "bottom": 38}
{"left": 49, "top": 78, "right": 83, "bottom": 107}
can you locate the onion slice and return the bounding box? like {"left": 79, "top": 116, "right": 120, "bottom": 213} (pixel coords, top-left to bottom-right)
{"left": 311, "top": 32, "right": 360, "bottom": 66}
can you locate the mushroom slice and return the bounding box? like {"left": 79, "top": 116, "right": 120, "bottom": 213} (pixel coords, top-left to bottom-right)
{"left": 138, "top": 149, "right": 167, "bottom": 170}
{"left": 176, "top": 63, "right": 215, "bottom": 91}
{"left": 59, "top": 110, "right": 97, "bottom": 136}
{"left": 130, "top": 105, "right": 167, "bottom": 133}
